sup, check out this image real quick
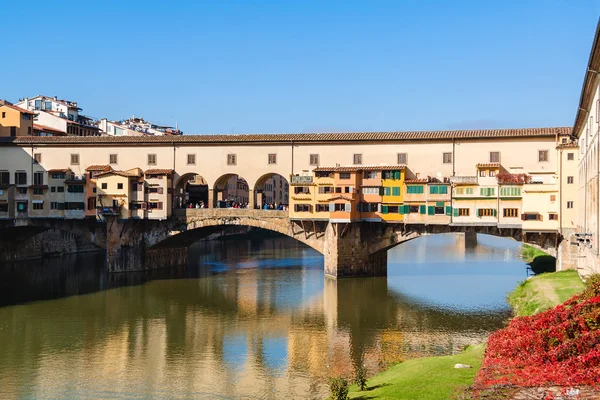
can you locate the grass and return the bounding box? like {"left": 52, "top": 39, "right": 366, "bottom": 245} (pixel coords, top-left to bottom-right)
{"left": 346, "top": 344, "right": 485, "bottom": 400}
{"left": 507, "top": 270, "right": 585, "bottom": 317}
{"left": 521, "top": 244, "right": 549, "bottom": 263}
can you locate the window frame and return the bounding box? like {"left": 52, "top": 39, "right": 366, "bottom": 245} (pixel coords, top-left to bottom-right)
{"left": 353, "top": 154, "right": 362, "bottom": 165}
{"left": 70, "top": 153, "right": 80, "bottom": 165}
{"left": 227, "top": 154, "right": 237, "bottom": 166}
{"left": 268, "top": 153, "right": 277, "bottom": 165}
{"left": 538, "top": 150, "right": 549, "bottom": 162}
{"left": 442, "top": 152, "right": 452, "bottom": 164}
{"left": 309, "top": 154, "right": 319, "bottom": 166}
{"left": 489, "top": 151, "right": 500, "bottom": 163}
{"left": 147, "top": 154, "right": 157, "bottom": 166}
{"left": 109, "top": 154, "right": 118, "bottom": 165}
{"left": 397, "top": 153, "right": 408, "bottom": 164}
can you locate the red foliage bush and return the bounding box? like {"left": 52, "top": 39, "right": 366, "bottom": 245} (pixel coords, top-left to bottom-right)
{"left": 474, "top": 279, "right": 600, "bottom": 389}
{"left": 496, "top": 173, "right": 531, "bottom": 184}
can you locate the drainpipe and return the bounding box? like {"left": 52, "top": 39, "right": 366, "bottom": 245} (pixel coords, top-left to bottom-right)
{"left": 172, "top": 142, "right": 176, "bottom": 214}
{"left": 291, "top": 140, "right": 295, "bottom": 176}
{"left": 559, "top": 147, "right": 563, "bottom": 234}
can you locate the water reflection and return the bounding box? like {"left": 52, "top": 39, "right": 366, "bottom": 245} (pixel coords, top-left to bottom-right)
{"left": 0, "top": 233, "right": 526, "bottom": 399}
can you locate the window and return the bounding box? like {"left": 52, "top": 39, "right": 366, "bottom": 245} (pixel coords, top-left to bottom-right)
{"left": 110, "top": 154, "right": 118, "bottom": 164}
{"left": 503, "top": 208, "right": 519, "bottom": 218}
{"left": 382, "top": 170, "right": 401, "bottom": 180}
{"left": 429, "top": 185, "right": 448, "bottom": 194}
{"left": 51, "top": 187, "right": 56, "bottom": 193}
{"left": 549, "top": 213, "right": 558, "bottom": 221}
{"left": 33, "top": 172, "right": 44, "bottom": 185}
{"left": 457, "top": 208, "right": 470, "bottom": 216}
{"left": 353, "top": 154, "right": 362, "bottom": 165}
{"left": 67, "top": 185, "right": 84, "bottom": 193}
{"left": 550, "top": 195, "right": 556, "bottom": 202}
{"left": 0, "top": 171, "right": 9, "bottom": 185}
{"left": 34, "top": 153, "right": 41, "bottom": 163}
{"left": 101, "top": 183, "right": 107, "bottom": 189}
{"left": 87, "top": 198, "right": 96, "bottom": 210}
{"left": 187, "top": 154, "right": 196, "bottom": 165}
{"left": 490, "top": 152, "right": 500, "bottom": 163}
{"left": 65, "top": 202, "right": 85, "bottom": 210}
{"left": 567, "top": 176, "right": 574, "bottom": 184}
{"left": 227, "top": 154, "right": 236, "bottom": 165}
{"left": 117, "top": 183, "right": 123, "bottom": 190}
{"left": 480, "top": 187, "right": 495, "bottom": 196}
{"left": 500, "top": 187, "right": 521, "bottom": 196}
{"left": 392, "top": 187, "right": 400, "bottom": 196}
{"left": 15, "top": 171, "right": 27, "bottom": 185}
{"left": 44, "top": 101, "right": 52, "bottom": 110}
{"left": 0, "top": 204, "right": 7, "bottom": 213}
{"left": 50, "top": 202, "right": 65, "bottom": 210}
{"left": 406, "top": 185, "right": 424, "bottom": 194}
{"left": 522, "top": 213, "right": 540, "bottom": 221}
{"left": 294, "top": 186, "right": 310, "bottom": 194}
{"left": 397, "top": 153, "right": 407, "bottom": 164}
{"left": 479, "top": 170, "right": 487, "bottom": 177}
{"left": 409, "top": 205, "right": 420, "bottom": 213}
{"left": 294, "top": 204, "right": 311, "bottom": 212}
{"left": 1, "top": 112, "right": 4, "bottom": 118}
{"left": 567, "top": 152, "right": 574, "bottom": 161}
{"left": 362, "top": 187, "right": 381, "bottom": 195}
{"left": 334, "top": 203, "right": 348, "bottom": 211}
{"left": 477, "top": 208, "right": 496, "bottom": 217}
{"left": 268, "top": 154, "right": 277, "bottom": 165}
{"left": 148, "top": 154, "right": 157, "bottom": 165}
{"left": 567, "top": 201, "right": 574, "bottom": 209}
{"left": 339, "top": 172, "right": 351, "bottom": 179}
{"left": 32, "top": 202, "right": 44, "bottom": 210}
{"left": 538, "top": 150, "right": 548, "bottom": 162}
{"left": 443, "top": 152, "right": 452, "bottom": 164}
{"left": 51, "top": 173, "right": 66, "bottom": 180}
{"left": 57, "top": 186, "right": 64, "bottom": 193}
{"left": 33, "top": 188, "right": 44, "bottom": 195}
{"left": 318, "top": 186, "right": 333, "bottom": 194}
{"left": 364, "top": 171, "right": 377, "bottom": 179}
{"left": 18, "top": 187, "right": 27, "bottom": 194}
{"left": 434, "top": 206, "right": 445, "bottom": 215}
{"left": 148, "top": 202, "right": 164, "bottom": 210}
{"left": 335, "top": 187, "right": 342, "bottom": 193}
{"left": 70, "top": 154, "right": 80, "bottom": 165}
{"left": 316, "top": 204, "right": 329, "bottom": 212}
{"left": 309, "top": 154, "right": 319, "bottom": 165}
{"left": 489, "top": 170, "right": 495, "bottom": 177}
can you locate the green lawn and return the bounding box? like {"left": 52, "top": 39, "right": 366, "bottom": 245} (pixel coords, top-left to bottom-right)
{"left": 346, "top": 344, "right": 485, "bottom": 400}
{"left": 521, "top": 244, "right": 549, "bottom": 263}
{"left": 507, "top": 270, "right": 584, "bottom": 317}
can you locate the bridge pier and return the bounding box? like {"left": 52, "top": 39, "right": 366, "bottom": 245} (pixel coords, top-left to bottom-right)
{"left": 323, "top": 222, "right": 387, "bottom": 279}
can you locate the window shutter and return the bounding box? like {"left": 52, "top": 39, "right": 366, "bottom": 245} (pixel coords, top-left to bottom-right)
{"left": 537, "top": 214, "right": 543, "bottom": 221}
{"left": 404, "top": 205, "right": 410, "bottom": 214}
{"left": 477, "top": 209, "right": 481, "bottom": 217}
{"left": 419, "top": 205, "right": 426, "bottom": 214}
{"left": 329, "top": 203, "right": 334, "bottom": 212}
{"left": 394, "top": 171, "right": 400, "bottom": 180}
{"left": 345, "top": 203, "right": 350, "bottom": 212}
{"left": 521, "top": 213, "right": 525, "bottom": 221}
{"left": 436, "top": 202, "right": 444, "bottom": 207}
{"left": 382, "top": 205, "right": 388, "bottom": 214}
{"left": 453, "top": 208, "right": 459, "bottom": 217}
{"left": 399, "top": 205, "right": 404, "bottom": 214}
{"left": 493, "top": 209, "right": 497, "bottom": 217}
{"left": 377, "top": 203, "right": 382, "bottom": 213}
{"left": 446, "top": 206, "right": 452, "bottom": 216}
{"left": 157, "top": 187, "right": 164, "bottom": 194}
{"left": 392, "top": 187, "right": 400, "bottom": 196}
{"left": 440, "top": 186, "right": 448, "bottom": 195}
{"left": 427, "top": 206, "right": 435, "bottom": 215}
{"left": 158, "top": 202, "right": 163, "bottom": 210}
{"left": 141, "top": 202, "right": 146, "bottom": 209}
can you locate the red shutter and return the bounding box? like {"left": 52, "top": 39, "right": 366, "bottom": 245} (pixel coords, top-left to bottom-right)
{"left": 521, "top": 214, "right": 526, "bottom": 221}
{"left": 158, "top": 187, "right": 164, "bottom": 194}
{"left": 158, "top": 202, "right": 163, "bottom": 210}
{"left": 141, "top": 202, "right": 146, "bottom": 209}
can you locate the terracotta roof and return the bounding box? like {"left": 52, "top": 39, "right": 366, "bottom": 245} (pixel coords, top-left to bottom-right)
{"left": 47, "top": 168, "right": 70, "bottom": 173}
{"left": 314, "top": 165, "right": 406, "bottom": 172}
{"left": 85, "top": 165, "right": 111, "bottom": 172}
{"left": 0, "top": 127, "right": 571, "bottom": 146}
{"left": 28, "top": 185, "right": 48, "bottom": 189}
{"left": 405, "top": 179, "right": 429, "bottom": 183}
{"left": 557, "top": 142, "right": 579, "bottom": 148}
{"left": 573, "top": 18, "right": 600, "bottom": 137}
{"left": 145, "top": 169, "right": 174, "bottom": 175}
{"left": 0, "top": 103, "right": 36, "bottom": 115}
{"left": 96, "top": 170, "right": 134, "bottom": 178}
{"left": 323, "top": 195, "right": 354, "bottom": 201}
{"left": 476, "top": 163, "right": 501, "bottom": 168}
{"left": 33, "top": 124, "right": 66, "bottom": 135}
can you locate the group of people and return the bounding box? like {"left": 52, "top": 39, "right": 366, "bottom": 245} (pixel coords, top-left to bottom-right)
{"left": 259, "top": 203, "right": 288, "bottom": 211}
{"left": 184, "top": 201, "right": 288, "bottom": 210}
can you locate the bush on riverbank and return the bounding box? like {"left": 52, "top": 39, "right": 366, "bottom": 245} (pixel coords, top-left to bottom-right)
{"left": 508, "top": 270, "right": 584, "bottom": 317}
{"left": 474, "top": 275, "right": 600, "bottom": 391}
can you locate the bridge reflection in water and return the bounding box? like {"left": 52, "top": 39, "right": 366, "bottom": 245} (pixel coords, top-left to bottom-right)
{"left": 0, "top": 234, "right": 525, "bottom": 399}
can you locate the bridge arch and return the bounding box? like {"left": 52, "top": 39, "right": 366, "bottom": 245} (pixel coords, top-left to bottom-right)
{"left": 174, "top": 172, "right": 209, "bottom": 209}
{"left": 253, "top": 172, "right": 290, "bottom": 209}
{"left": 212, "top": 174, "right": 251, "bottom": 207}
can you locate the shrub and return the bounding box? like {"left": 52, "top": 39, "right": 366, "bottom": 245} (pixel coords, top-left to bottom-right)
{"left": 354, "top": 366, "right": 368, "bottom": 391}
{"left": 474, "top": 277, "right": 600, "bottom": 389}
{"left": 328, "top": 376, "right": 349, "bottom": 400}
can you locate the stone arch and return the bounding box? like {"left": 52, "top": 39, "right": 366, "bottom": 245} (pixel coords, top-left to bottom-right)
{"left": 174, "top": 172, "right": 209, "bottom": 209}
{"left": 253, "top": 173, "right": 290, "bottom": 209}
{"left": 212, "top": 173, "right": 251, "bottom": 208}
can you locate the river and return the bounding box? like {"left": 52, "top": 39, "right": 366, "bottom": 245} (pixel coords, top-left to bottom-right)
{"left": 0, "top": 233, "right": 527, "bottom": 399}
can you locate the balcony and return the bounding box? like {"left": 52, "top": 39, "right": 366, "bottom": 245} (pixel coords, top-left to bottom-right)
{"left": 450, "top": 176, "right": 478, "bottom": 185}
{"left": 97, "top": 206, "right": 121, "bottom": 216}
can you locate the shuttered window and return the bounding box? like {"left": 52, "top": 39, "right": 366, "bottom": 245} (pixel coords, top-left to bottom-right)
{"left": 407, "top": 185, "right": 424, "bottom": 194}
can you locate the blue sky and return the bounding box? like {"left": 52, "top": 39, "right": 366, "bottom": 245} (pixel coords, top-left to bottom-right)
{"left": 3, "top": 1, "right": 600, "bottom": 134}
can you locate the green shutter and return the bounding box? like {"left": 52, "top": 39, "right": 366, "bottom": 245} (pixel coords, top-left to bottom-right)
{"left": 466, "top": 188, "right": 473, "bottom": 195}
{"left": 394, "top": 171, "right": 400, "bottom": 180}
{"left": 419, "top": 204, "right": 426, "bottom": 214}
{"left": 382, "top": 205, "right": 388, "bottom": 214}
{"left": 493, "top": 209, "right": 497, "bottom": 217}
{"left": 430, "top": 185, "right": 438, "bottom": 194}
{"left": 446, "top": 206, "right": 452, "bottom": 216}
{"left": 427, "top": 206, "right": 435, "bottom": 215}
{"left": 392, "top": 187, "right": 400, "bottom": 196}
{"left": 453, "top": 208, "right": 459, "bottom": 217}
{"left": 404, "top": 205, "right": 410, "bottom": 214}
{"left": 399, "top": 204, "right": 404, "bottom": 214}
{"left": 436, "top": 202, "right": 444, "bottom": 207}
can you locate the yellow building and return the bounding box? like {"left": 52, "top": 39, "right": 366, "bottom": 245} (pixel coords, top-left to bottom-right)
{"left": 96, "top": 168, "right": 143, "bottom": 219}
{"left": 0, "top": 100, "right": 35, "bottom": 137}
{"left": 450, "top": 176, "right": 479, "bottom": 225}
{"left": 522, "top": 178, "right": 559, "bottom": 233}
{"left": 381, "top": 167, "right": 405, "bottom": 222}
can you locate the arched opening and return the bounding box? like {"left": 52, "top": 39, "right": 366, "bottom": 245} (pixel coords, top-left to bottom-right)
{"left": 174, "top": 173, "right": 209, "bottom": 209}
{"left": 213, "top": 174, "right": 250, "bottom": 208}
{"left": 253, "top": 173, "right": 289, "bottom": 210}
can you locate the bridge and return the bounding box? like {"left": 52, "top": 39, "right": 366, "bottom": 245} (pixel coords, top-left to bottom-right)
{"left": 102, "top": 208, "right": 556, "bottom": 277}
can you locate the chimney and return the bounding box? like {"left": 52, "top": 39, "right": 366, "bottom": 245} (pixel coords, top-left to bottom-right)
{"left": 54, "top": 96, "right": 57, "bottom": 100}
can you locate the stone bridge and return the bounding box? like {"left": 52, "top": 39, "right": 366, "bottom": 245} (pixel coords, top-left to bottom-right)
{"left": 102, "top": 208, "right": 560, "bottom": 278}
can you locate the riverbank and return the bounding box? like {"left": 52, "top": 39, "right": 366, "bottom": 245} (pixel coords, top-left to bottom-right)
{"left": 343, "top": 271, "right": 586, "bottom": 400}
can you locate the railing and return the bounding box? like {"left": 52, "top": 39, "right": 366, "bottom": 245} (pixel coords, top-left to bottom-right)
{"left": 175, "top": 208, "right": 288, "bottom": 219}
{"left": 98, "top": 206, "right": 120, "bottom": 215}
